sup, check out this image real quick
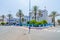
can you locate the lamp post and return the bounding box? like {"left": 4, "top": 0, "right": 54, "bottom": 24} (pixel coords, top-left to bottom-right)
{"left": 29, "top": 0, "right": 31, "bottom": 12}
{"left": 28, "top": 0, "right": 31, "bottom": 33}
{"left": 29, "top": 0, "right": 31, "bottom": 21}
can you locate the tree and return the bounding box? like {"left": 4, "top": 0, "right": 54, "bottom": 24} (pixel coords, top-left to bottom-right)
{"left": 33, "top": 6, "right": 38, "bottom": 21}
{"left": 16, "top": 9, "right": 24, "bottom": 26}
{"left": 1, "top": 15, "right": 5, "bottom": 22}
{"left": 49, "top": 11, "right": 60, "bottom": 27}
{"left": 7, "top": 14, "right": 12, "bottom": 25}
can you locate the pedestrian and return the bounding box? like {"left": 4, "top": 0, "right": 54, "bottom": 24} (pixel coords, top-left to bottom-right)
{"left": 28, "top": 25, "right": 31, "bottom": 34}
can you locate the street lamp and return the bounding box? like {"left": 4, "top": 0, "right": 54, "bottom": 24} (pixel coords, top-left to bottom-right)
{"left": 29, "top": 0, "right": 31, "bottom": 12}
{"left": 29, "top": 0, "right": 31, "bottom": 21}
{"left": 28, "top": 0, "right": 31, "bottom": 33}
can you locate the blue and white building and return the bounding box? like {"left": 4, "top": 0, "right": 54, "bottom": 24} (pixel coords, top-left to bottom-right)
{"left": 6, "top": 18, "right": 19, "bottom": 25}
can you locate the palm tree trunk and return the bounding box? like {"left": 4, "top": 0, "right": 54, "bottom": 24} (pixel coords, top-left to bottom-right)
{"left": 52, "top": 17, "right": 55, "bottom": 27}
{"left": 54, "top": 18, "right": 55, "bottom": 27}
{"left": 2, "top": 18, "right": 4, "bottom": 22}
{"left": 9, "top": 17, "right": 10, "bottom": 25}
{"left": 35, "top": 12, "right": 36, "bottom": 21}
{"left": 20, "top": 16, "right": 22, "bottom": 26}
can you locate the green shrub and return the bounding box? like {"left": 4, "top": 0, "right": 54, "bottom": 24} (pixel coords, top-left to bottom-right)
{"left": 30, "top": 20, "right": 37, "bottom": 24}
{"left": 27, "top": 20, "right": 37, "bottom": 24}
{"left": 13, "top": 23, "right": 16, "bottom": 25}
{"left": 38, "top": 22, "right": 42, "bottom": 25}
{"left": 34, "top": 22, "right": 39, "bottom": 27}
{"left": 27, "top": 20, "right": 47, "bottom": 27}
{"left": 27, "top": 21, "right": 30, "bottom": 24}
{"left": 1, "top": 22, "right": 5, "bottom": 25}
{"left": 6, "top": 22, "right": 8, "bottom": 24}
{"left": 41, "top": 20, "right": 47, "bottom": 24}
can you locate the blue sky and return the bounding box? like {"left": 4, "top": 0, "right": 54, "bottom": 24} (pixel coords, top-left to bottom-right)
{"left": 0, "top": 0, "right": 60, "bottom": 19}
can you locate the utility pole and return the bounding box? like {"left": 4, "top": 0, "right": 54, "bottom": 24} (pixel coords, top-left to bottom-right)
{"left": 28, "top": 0, "right": 31, "bottom": 34}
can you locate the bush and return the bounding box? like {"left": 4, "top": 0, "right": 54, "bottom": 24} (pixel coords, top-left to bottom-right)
{"left": 27, "top": 20, "right": 37, "bottom": 24}
{"left": 13, "top": 23, "right": 16, "bottom": 25}
{"left": 34, "top": 22, "right": 39, "bottom": 27}
{"left": 30, "top": 20, "right": 37, "bottom": 24}
{"left": 27, "top": 21, "right": 30, "bottom": 24}
{"left": 27, "top": 20, "right": 47, "bottom": 27}
{"left": 41, "top": 20, "right": 47, "bottom": 24}
{"left": 38, "top": 22, "right": 42, "bottom": 25}
{"left": 1, "top": 22, "right": 5, "bottom": 25}
{"left": 6, "top": 22, "right": 8, "bottom": 24}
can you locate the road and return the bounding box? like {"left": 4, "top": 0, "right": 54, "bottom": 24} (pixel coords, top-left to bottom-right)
{"left": 0, "top": 26, "right": 60, "bottom": 40}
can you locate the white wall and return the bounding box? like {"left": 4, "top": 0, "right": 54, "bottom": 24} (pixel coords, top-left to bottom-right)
{"left": 47, "top": 17, "right": 52, "bottom": 23}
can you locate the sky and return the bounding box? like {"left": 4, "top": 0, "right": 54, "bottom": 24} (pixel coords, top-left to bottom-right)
{"left": 0, "top": 0, "right": 60, "bottom": 19}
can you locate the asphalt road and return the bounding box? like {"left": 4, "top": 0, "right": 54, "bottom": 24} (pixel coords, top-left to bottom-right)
{"left": 0, "top": 26, "right": 60, "bottom": 40}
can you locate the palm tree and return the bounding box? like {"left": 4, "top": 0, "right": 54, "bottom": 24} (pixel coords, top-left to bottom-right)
{"left": 33, "top": 6, "right": 38, "bottom": 21}
{"left": 16, "top": 9, "right": 24, "bottom": 26}
{"left": 1, "top": 15, "right": 5, "bottom": 22}
{"left": 49, "top": 11, "right": 60, "bottom": 27}
{"left": 7, "top": 14, "right": 12, "bottom": 25}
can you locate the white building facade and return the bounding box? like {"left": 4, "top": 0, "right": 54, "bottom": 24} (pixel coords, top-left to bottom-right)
{"left": 29, "top": 9, "right": 52, "bottom": 23}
